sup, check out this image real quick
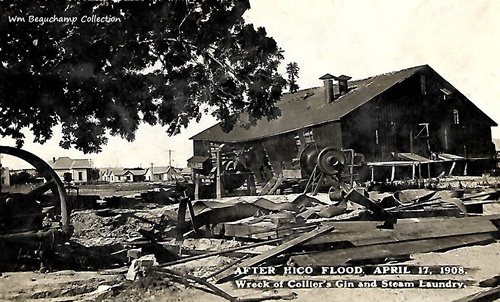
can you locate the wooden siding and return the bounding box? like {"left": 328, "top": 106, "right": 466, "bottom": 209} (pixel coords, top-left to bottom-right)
{"left": 312, "top": 122, "right": 343, "bottom": 150}
{"left": 261, "top": 134, "right": 298, "bottom": 175}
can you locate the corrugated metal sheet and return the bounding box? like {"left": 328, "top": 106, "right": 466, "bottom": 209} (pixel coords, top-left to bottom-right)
{"left": 191, "top": 65, "right": 426, "bottom": 143}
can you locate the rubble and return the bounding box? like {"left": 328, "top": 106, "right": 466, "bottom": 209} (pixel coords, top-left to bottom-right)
{"left": 1, "top": 175, "right": 500, "bottom": 301}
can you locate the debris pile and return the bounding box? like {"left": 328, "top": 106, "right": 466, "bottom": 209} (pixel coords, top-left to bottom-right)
{"left": 2, "top": 182, "right": 500, "bottom": 301}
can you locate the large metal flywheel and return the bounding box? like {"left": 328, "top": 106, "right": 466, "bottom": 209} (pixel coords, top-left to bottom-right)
{"left": 0, "top": 146, "right": 72, "bottom": 245}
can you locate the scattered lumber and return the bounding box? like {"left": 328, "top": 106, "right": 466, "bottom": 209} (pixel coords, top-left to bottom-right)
{"left": 290, "top": 215, "right": 500, "bottom": 267}
{"left": 345, "top": 189, "right": 396, "bottom": 228}
{"left": 259, "top": 176, "right": 280, "bottom": 195}
{"left": 154, "top": 267, "right": 239, "bottom": 302}
{"left": 159, "top": 238, "right": 281, "bottom": 267}
{"left": 301, "top": 215, "right": 500, "bottom": 247}
{"left": 212, "top": 224, "right": 336, "bottom": 283}
{"left": 154, "top": 267, "right": 297, "bottom": 302}
{"left": 291, "top": 215, "right": 500, "bottom": 266}
{"left": 291, "top": 233, "right": 495, "bottom": 267}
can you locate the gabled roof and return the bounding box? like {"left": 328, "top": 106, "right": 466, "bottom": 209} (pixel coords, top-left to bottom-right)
{"left": 104, "top": 167, "right": 127, "bottom": 176}
{"left": 152, "top": 166, "right": 169, "bottom": 174}
{"left": 71, "top": 159, "right": 92, "bottom": 169}
{"left": 152, "top": 166, "right": 181, "bottom": 175}
{"left": 191, "top": 65, "right": 496, "bottom": 143}
{"left": 51, "top": 157, "right": 92, "bottom": 169}
{"left": 51, "top": 157, "right": 73, "bottom": 169}
{"left": 124, "top": 168, "right": 148, "bottom": 176}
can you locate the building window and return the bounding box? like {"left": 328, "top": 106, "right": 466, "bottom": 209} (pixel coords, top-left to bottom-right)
{"left": 453, "top": 109, "right": 460, "bottom": 125}
{"left": 420, "top": 75, "right": 426, "bottom": 95}
{"left": 78, "top": 172, "right": 83, "bottom": 181}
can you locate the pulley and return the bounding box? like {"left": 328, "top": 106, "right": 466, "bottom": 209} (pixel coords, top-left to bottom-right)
{"left": 299, "top": 144, "right": 320, "bottom": 177}
{"left": 299, "top": 144, "right": 346, "bottom": 177}
{"left": 317, "top": 147, "right": 346, "bottom": 176}
{"left": 222, "top": 160, "right": 246, "bottom": 191}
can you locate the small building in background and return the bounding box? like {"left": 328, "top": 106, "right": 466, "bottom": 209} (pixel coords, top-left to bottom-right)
{"left": 101, "top": 167, "right": 127, "bottom": 183}
{"left": 150, "top": 166, "right": 184, "bottom": 182}
{"left": 1, "top": 166, "right": 10, "bottom": 192}
{"left": 51, "top": 157, "right": 93, "bottom": 184}
{"left": 123, "top": 168, "right": 148, "bottom": 182}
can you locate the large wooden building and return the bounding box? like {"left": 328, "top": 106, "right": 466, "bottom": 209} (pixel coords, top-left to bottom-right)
{"left": 190, "top": 65, "right": 497, "bottom": 181}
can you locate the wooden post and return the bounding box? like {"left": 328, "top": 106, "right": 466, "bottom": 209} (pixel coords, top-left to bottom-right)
{"left": 390, "top": 165, "right": 395, "bottom": 182}
{"left": 216, "top": 145, "right": 225, "bottom": 199}
{"left": 176, "top": 199, "right": 187, "bottom": 241}
{"left": 194, "top": 173, "right": 200, "bottom": 200}
{"left": 449, "top": 161, "right": 456, "bottom": 176}
{"left": 410, "top": 130, "right": 413, "bottom": 154}
{"left": 247, "top": 173, "right": 256, "bottom": 195}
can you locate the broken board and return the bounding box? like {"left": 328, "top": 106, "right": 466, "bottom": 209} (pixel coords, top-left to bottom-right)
{"left": 302, "top": 215, "right": 500, "bottom": 247}
{"left": 291, "top": 233, "right": 495, "bottom": 267}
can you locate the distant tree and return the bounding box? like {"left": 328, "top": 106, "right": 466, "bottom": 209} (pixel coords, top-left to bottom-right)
{"left": 88, "top": 168, "right": 100, "bottom": 182}
{"left": 286, "top": 62, "right": 300, "bottom": 93}
{"left": 10, "top": 171, "right": 37, "bottom": 185}
{"left": 0, "top": 1, "right": 286, "bottom": 153}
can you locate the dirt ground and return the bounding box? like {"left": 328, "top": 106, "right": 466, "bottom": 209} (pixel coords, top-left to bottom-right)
{"left": 1, "top": 240, "right": 499, "bottom": 301}
{"left": 0, "top": 196, "right": 499, "bottom": 302}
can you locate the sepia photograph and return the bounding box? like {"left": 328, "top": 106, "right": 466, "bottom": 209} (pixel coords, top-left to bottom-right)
{"left": 1, "top": 1, "right": 499, "bottom": 301}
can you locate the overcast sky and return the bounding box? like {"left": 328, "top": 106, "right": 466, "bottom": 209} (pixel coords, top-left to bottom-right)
{"left": 1, "top": 0, "right": 499, "bottom": 169}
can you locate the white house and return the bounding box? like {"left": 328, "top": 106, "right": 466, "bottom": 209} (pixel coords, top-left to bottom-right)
{"left": 51, "top": 157, "right": 93, "bottom": 184}
{"left": 101, "top": 167, "right": 127, "bottom": 183}
{"left": 150, "top": 166, "right": 184, "bottom": 182}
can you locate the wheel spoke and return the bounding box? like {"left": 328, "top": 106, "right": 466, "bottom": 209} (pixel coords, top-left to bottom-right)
{"left": 26, "top": 179, "right": 57, "bottom": 198}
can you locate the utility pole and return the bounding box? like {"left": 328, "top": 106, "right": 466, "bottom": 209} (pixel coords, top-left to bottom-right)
{"left": 168, "top": 149, "right": 174, "bottom": 167}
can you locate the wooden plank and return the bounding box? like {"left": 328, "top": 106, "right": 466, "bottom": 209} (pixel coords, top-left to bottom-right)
{"left": 159, "top": 238, "right": 281, "bottom": 267}
{"left": 290, "top": 233, "right": 495, "bottom": 267}
{"left": 259, "top": 176, "right": 278, "bottom": 195}
{"left": 268, "top": 177, "right": 284, "bottom": 195}
{"left": 212, "top": 223, "right": 336, "bottom": 283}
{"left": 303, "top": 215, "right": 499, "bottom": 247}
{"left": 453, "top": 286, "right": 500, "bottom": 302}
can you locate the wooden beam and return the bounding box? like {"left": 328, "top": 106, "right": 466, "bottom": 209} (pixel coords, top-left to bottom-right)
{"left": 159, "top": 238, "right": 281, "bottom": 267}
{"left": 452, "top": 286, "right": 500, "bottom": 302}
{"left": 290, "top": 233, "right": 495, "bottom": 267}
{"left": 302, "top": 215, "right": 499, "bottom": 247}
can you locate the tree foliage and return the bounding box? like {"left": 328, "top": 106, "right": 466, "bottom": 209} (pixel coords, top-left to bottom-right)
{"left": 10, "top": 171, "right": 38, "bottom": 185}
{"left": 286, "top": 62, "right": 299, "bottom": 93}
{"left": 0, "top": 1, "right": 286, "bottom": 153}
